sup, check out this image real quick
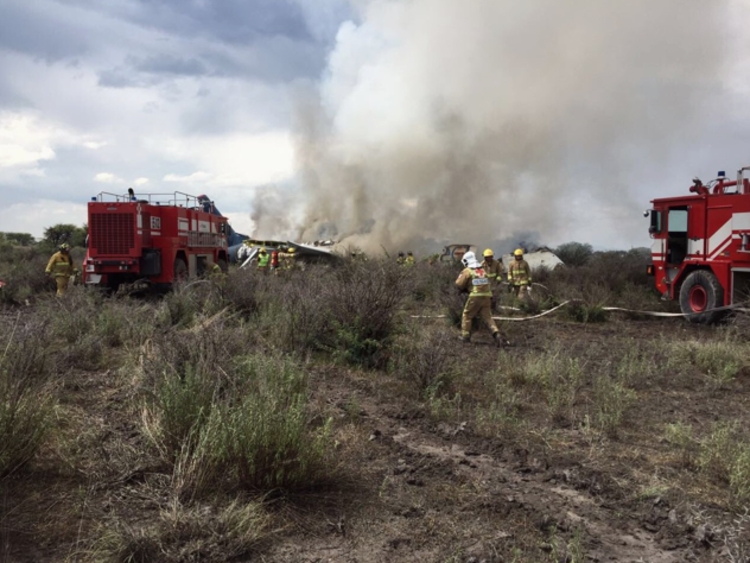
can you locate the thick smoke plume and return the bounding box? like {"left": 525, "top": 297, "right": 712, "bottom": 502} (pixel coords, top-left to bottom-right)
{"left": 289, "top": 0, "right": 731, "bottom": 253}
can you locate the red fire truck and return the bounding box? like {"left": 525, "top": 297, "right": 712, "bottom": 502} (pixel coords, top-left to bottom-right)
{"left": 82, "top": 190, "right": 230, "bottom": 291}
{"left": 647, "top": 166, "right": 750, "bottom": 323}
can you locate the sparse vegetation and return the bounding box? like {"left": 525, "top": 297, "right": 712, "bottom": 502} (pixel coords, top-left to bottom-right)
{"left": 3, "top": 241, "right": 750, "bottom": 562}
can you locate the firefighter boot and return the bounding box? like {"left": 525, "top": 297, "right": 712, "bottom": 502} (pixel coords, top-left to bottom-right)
{"left": 493, "top": 332, "right": 504, "bottom": 349}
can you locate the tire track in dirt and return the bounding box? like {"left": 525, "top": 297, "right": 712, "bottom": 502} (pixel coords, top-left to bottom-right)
{"left": 267, "top": 371, "right": 703, "bottom": 562}
{"left": 391, "top": 425, "right": 683, "bottom": 562}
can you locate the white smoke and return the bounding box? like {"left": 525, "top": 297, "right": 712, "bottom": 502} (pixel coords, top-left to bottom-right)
{"left": 290, "top": 0, "right": 733, "bottom": 253}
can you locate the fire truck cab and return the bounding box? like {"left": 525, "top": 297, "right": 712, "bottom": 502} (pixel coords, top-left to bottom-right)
{"left": 647, "top": 166, "right": 750, "bottom": 323}
{"left": 82, "top": 190, "right": 230, "bottom": 291}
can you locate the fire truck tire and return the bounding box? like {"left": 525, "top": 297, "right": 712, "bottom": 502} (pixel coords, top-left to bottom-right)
{"left": 679, "top": 269, "right": 725, "bottom": 324}
{"left": 173, "top": 258, "right": 188, "bottom": 282}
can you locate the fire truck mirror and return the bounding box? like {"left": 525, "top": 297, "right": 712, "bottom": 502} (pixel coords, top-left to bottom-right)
{"left": 648, "top": 210, "right": 661, "bottom": 235}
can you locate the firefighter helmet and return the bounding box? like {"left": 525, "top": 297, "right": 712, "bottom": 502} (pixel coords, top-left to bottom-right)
{"left": 483, "top": 248, "right": 494, "bottom": 257}
{"left": 288, "top": 247, "right": 296, "bottom": 253}
{"left": 260, "top": 247, "right": 267, "bottom": 253}
{"left": 59, "top": 243, "right": 70, "bottom": 251}
{"left": 461, "top": 251, "right": 479, "bottom": 268}
{"left": 514, "top": 248, "right": 523, "bottom": 257}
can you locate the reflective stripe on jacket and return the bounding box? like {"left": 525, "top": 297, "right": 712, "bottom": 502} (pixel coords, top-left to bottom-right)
{"left": 257, "top": 253, "right": 270, "bottom": 268}
{"left": 480, "top": 259, "right": 504, "bottom": 286}
{"left": 45, "top": 252, "right": 75, "bottom": 278}
{"left": 469, "top": 268, "right": 492, "bottom": 297}
{"left": 508, "top": 260, "right": 531, "bottom": 285}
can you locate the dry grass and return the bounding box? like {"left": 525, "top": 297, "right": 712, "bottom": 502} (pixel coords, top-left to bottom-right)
{"left": 6, "top": 245, "right": 750, "bottom": 561}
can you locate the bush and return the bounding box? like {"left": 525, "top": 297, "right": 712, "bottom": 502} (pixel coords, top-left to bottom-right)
{"left": 591, "top": 376, "right": 635, "bottom": 438}
{"left": 0, "top": 245, "right": 53, "bottom": 305}
{"left": 0, "top": 317, "right": 56, "bottom": 477}
{"left": 208, "top": 355, "right": 332, "bottom": 491}
{"left": 515, "top": 348, "right": 584, "bottom": 424}
{"left": 234, "top": 260, "right": 409, "bottom": 368}
{"left": 542, "top": 248, "right": 656, "bottom": 311}
{"left": 93, "top": 499, "right": 270, "bottom": 563}
{"left": 668, "top": 338, "right": 747, "bottom": 389}
{"left": 391, "top": 326, "right": 458, "bottom": 396}
{"left": 141, "top": 348, "right": 331, "bottom": 496}
{"left": 555, "top": 242, "right": 594, "bottom": 267}
{"left": 664, "top": 422, "right": 698, "bottom": 468}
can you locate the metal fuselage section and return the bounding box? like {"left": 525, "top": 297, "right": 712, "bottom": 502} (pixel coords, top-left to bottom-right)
{"left": 649, "top": 173, "right": 750, "bottom": 307}
{"left": 83, "top": 191, "right": 229, "bottom": 289}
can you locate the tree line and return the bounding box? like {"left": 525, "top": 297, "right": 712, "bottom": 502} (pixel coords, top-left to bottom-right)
{"left": 1, "top": 224, "right": 88, "bottom": 249}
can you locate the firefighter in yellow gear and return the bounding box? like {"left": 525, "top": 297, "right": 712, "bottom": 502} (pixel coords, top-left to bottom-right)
{"left": 508, "top": 248, "right": 532, "bottom": 300}
{"left": 396, "top": 251, "right": 405, "bottom": 265}
{"left": 455, "top": 251, "right": 504, "bottom": 347}
{"left": 45, "top": 243, "right": 78, "bottom": 296}
{"left": 257, "top": 247, "right": 270, "bottom": 272}
{"left": 210, "top": 261, "right": 226, "bottom": 280}
{"left": 480, "top": 248, "right": 504, "bottom": 310}
{"left": 281, "top": 246, "right": 297, "bottom": 270}
{"left": 404, "top": 251, "right": 415, "bottom": 266}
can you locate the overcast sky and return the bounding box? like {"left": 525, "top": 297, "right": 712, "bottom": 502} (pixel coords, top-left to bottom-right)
{"left": 0, "top": 0, "right": 351, "bottom": 239}
{"left": 2, "top": 0, "right": 750, "bottom": 250}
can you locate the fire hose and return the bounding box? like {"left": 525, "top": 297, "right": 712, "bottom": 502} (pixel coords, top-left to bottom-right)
{"left": 410, "top": 300, "right": 750, "bottom": 322}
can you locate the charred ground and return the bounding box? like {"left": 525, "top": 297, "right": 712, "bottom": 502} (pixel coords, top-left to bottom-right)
{"left": 2, "top": 246, "right": 750, "bottom": 562}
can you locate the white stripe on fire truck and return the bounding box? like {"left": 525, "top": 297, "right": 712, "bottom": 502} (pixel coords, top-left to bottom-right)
{"left": 687, "top": 238, "right": 704, "bottom": 256}
{"left": 650, "top": 239, "right": 664, "bottom": 259}
{"left": 708, "top": 218, "right": 733, "bottom": 259}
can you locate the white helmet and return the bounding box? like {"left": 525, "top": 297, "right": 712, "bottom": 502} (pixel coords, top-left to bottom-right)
{"left": 461, "top": 251, "right": 480, "bottom": 268}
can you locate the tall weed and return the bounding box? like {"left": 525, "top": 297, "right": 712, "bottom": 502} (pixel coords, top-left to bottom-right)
{"left": 0, "top": 317, "right": 56, "bottom": 477}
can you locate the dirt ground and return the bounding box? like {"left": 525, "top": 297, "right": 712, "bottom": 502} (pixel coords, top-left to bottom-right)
{"left": 3, "top": 314, "right": 750, "bottom": 562}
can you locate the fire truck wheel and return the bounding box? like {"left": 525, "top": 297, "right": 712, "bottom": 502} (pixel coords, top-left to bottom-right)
{"left": 679, "top": 269, "right": 724, "bottom": 324}
{"left": 173, "top": 258, "right": 188, "bottom": 282}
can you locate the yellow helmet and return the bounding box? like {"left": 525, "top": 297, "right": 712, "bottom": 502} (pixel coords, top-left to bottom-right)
{"left": 260, "top": 247, "right": 267, "bottom": 253}
{"left": 482, "top": 248, "right": 493, "bottom": 257}
{"left": 513, "top": 248, "right": 523, "bottom": 256}
{"left": 288, "top": 247, "right": 296, "bottom": 253}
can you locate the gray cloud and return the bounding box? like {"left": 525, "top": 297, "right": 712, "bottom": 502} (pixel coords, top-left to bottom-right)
{"left": 0, "top": 1, "right": 90, "bottom": 61}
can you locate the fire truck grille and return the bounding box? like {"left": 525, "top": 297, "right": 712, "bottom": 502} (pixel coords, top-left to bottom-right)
{"left": 90, "top": 213, "right": 135, "bottom": 255}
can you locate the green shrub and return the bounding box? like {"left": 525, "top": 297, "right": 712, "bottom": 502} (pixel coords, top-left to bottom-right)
{"left": 142, "top": 349, "right": 331, "bottom": 495}
{"left": 519, "top": 348, "right": 584, "bottom": 423}
{"left": 592, "top": 376, "right": 635, "bottom": 438}
{"left": 664, "top": 422, "right": 697, "bottom": 468}
{"left": 0, "top": 245, "right": 52, "bottom": 305}
{"left": 698, "top": 422, "right": 741, "bottom": 484}
{"left": 209, "top": 355, "right": 331, "bottom": 491}
{"left": 391, "top": 326, "right": 458, "bottom": 396}
{"left": 668, "top": 338, "right": 746, "bottom": 388}
{"left": 0, "top": 318, "right": 56, "bottom": 477}
{"left": 730, "top": 445, "right": 750, "bottom": 508}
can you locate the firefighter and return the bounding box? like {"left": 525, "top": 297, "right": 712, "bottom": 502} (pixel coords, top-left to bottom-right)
{"left": 507, "top": 248, "right": 532, "bottom": 300}
{"left": 396, "top": 251, "right": 405, "bottom": 265}
{"left": 210, "top": 262, "right": 226, "bottom": 279}
{"left": 481, "top": 248, "right": 504, "bottom": 311}
{"left": 271, "top": 248, "right": 280, "bottom": 271}
{"left": 405, "top": 251, "right": 416, "bottom": 266}
{"left": 45, "top": 243, "right": 78, "bottom": 296}
{"left": 257, "top": 247, "right": 270, "bottom": 272}
{"left": 455, "top": 251, "right": 504, "bottom": 347}
{"left": 284, "top": 246, "right": 297, "bottom": 270}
